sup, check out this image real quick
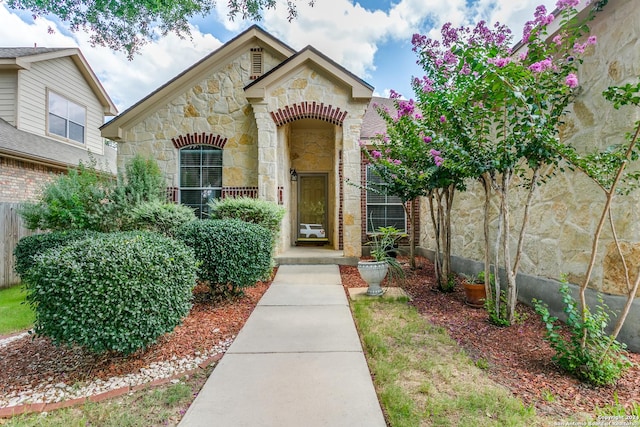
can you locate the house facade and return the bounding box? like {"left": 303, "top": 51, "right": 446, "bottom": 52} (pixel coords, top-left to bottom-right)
{"left": 102, "top": 26, "right": 381, "bottom": 258}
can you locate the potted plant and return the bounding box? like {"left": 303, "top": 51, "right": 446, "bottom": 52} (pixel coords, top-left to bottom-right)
{"left": 461, "top": 271, "right": 491, "bottom": 308}
{"left": 358, "top": 226, "right": 406, "bottom": 296}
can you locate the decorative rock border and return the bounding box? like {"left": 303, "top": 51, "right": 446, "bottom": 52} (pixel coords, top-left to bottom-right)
{"left": 0, "top": 335, "right": 234, "bottom": 420}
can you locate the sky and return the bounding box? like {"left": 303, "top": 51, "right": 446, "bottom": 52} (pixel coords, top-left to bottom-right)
{"left": 0, "top": 0, "right": 559, "bottom": 114}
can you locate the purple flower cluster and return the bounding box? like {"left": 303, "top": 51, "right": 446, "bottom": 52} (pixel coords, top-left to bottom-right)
{"left": 488, "top": 57, "right": 511, "bottom": 68}
{"left": 430, "top": 149, "right": 444, "bottom": 167}
{"left": 565, "top": 73, "right": 579, "bottom": 88}
{"left": 573, "top": 35, "right": 597, "bottom": 53}
{"left": 528, "top": 58, "right": 554, "bottom": 73}
{"left": 396, "top": 99, "right": 416, "bottom": 119}
{"left": 556, "top": 0, "right": 580, "bottom": 10}
{"left": 522, "top": 5, "right": 555, "bottom": 43}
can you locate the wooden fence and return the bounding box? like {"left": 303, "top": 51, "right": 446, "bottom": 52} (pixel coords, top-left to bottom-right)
{"left": 0, "top": 203, "right": 36, "bottom": 289}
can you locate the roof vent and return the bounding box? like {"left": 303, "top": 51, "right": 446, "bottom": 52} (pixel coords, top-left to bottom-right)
{"left": 250, "top": 47, "right": 263, "bottom": 80}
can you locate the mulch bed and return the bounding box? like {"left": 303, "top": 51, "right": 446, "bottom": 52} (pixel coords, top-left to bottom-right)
{"left": 340, "top": 256, "right": 640, "bottom": 419}
{"left": 0, "top": 280, "right": 270, "bottom": 397}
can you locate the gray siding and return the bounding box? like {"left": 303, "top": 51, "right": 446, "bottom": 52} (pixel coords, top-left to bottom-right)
{"left": 0, "top": 71, "right": 17, "bottom": 126}
{"left": 16, "top": 57, "right": 104, "bottom": 155}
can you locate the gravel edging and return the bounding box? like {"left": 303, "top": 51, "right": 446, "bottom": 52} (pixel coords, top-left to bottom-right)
{"left": 0, "top": 337, "right": 233, "bottom": 419}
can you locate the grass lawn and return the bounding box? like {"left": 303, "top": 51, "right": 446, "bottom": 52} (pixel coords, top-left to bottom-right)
{"left": 3, "top": 368, "right": 210, "bottom": 427}
{"left": 0, "top": 284, "right": 34, "bottom": 335}
{"left": 351, "top": 296, "right": 559, "bottom": 426}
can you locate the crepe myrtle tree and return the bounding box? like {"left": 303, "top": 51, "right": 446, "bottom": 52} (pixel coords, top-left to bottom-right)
{"left": 410, "top": 0, "right": 606, "bottom": 324}
{"left": 7, "top": 0, "right": 315, "bottom": 59}
{"left": 363, "top": 92, "right": 471, "bottom": 285}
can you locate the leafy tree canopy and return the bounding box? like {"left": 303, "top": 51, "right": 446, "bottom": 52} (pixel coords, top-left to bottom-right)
{"left": 7, "top": 0, "right": 314, "bottom": 58}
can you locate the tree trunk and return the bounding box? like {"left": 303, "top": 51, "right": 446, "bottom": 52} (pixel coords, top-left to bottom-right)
{"left": 481, "top": 173, "right": 493, "bottom": 301}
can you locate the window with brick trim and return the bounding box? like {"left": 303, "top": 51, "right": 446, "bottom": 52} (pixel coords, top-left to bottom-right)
{"left": 179, "top": 145, "right": 222, "bottom": 218}
{"left": 47, "top": 90, "right": 86, "bottom": 144}
{"left": 366, "top": 164, "right": 406, "bottom": 232}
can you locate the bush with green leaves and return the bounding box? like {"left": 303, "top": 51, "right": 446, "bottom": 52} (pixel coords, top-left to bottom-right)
{"left": 19, "top": 160, "right": 114, "bottom": 232}
{"left": 208, "top": 197, "right": 285, "bottom": 236}
{"left": 22, "top": 232, "right": 197, "bottom": 355}
{"left": 175, "top": 219, "right": 274, "bottom": 295}
{"left": 125, "top": 200, "right": 196, "bottom": 237}
{"left": 14, "top": 230, "right": 100, "bottom": 277}
{"left": 534, "top": 282, "right": 632, "bottom": 386}
{"left": 19, "top": 155, "right": 169, "bottom": 233}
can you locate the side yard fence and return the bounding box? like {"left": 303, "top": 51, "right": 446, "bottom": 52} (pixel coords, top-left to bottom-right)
{"left": 0, "top": 202, "right": 35, "bottom": 289}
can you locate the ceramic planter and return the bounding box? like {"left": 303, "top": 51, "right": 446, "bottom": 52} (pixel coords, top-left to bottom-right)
{"left": 463, "top": 282, "right": 486, "bottom": 308}
{"left": 357, "top": 261, "right": 389, "bottom": 296}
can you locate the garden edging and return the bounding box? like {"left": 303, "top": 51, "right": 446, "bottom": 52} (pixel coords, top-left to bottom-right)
{"left": 0, "top": 352, "right": 223, "bottom": 419}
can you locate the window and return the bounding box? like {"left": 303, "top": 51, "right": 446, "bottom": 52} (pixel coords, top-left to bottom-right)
{"left": 48, "top": 91, "right": 86, "bottom": 143}
{"left": 366, "top": 164, "right": 406, "bottom": 232}
{"left": 250, "top": 48, "right": 263, "bottom": 79}
{"left": 179, "top": 145, "right": 223, "bottom": 218}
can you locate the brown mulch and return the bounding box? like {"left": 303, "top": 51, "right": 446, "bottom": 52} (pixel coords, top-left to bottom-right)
{"left": 340, "top": 256, "right": 640, "bottom": 419}
{"left": 0, "top": 279, "right": 270, "bottom": 397}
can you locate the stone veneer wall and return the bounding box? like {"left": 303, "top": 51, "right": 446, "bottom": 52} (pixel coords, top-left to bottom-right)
{"left": 117, "top": 48, "right": 283, "bottom": 189}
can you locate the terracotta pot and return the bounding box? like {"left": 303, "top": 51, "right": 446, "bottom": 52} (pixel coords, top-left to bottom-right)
{"left": 463, "top": 282, "right": 486, "bottom": 308}
{"left": 357, "top": 261, "right": 389, "bottom": 296}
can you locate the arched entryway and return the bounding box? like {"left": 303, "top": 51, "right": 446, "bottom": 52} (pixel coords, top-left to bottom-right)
{"left": 287, "top": 118, "right": 338, "bottom": 248}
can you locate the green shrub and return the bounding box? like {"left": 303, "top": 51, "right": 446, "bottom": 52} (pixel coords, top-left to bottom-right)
{"left": 19, "top": 155, "right": 168, "bottom": 233}
{"left": 208, "top": 197, "right": 285, "bottom": 236}
{"left": 534, "top": 281, "right": 632, "bottom": 386}
{"left": 125, "top": 201, "right": 196, "bottom": 237}
{"left": 22, "top": 232, "right": 197, "bottom": 355}
{"left": 175, "top": 219, "right": 273, "bottom": 295}
{"left": 19, "top": 160, "right": 114, "bottom": 232}
{"left": 117, "top": 154, "right": 165, "bottom": 204}
{"left": 14, "top": 230, "right": 100, "bottom": 277}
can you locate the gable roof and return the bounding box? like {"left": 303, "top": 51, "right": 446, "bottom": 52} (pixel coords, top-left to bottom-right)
{"left": 101, "top": 25, "right": 296, "bottom": 139}
{"left": 360, "top": 97, "right": 394, "bottom": 140}
{"left": 0, "top": 118, "right": 116, "bottom": 173}
{"left": 244, "top": 45, "right": 373, "bottom": 100}
{"left": 0, "top": 47, "right": 68, "bottom": 59}
{"left": 0, "top": 47, "right": 117, "bottom": 116}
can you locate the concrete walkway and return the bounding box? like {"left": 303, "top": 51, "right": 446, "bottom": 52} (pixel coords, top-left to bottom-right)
{"left": 179, "top": 264, "right": 386, "bottom": 427}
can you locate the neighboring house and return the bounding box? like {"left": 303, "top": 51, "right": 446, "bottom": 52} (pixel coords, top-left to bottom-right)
{"left": 0, "top": 47, "right": 118, "bottom": 201}
{"left": 0, "top": 47, "right": 117, "bottom": 287}
{"left": 102, "top": 25, "right": 401, "bottom": 258}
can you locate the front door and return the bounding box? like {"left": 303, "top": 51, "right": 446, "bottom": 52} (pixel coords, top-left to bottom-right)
{"left": 297, "top": 174, "right": 329, "bottom": 243}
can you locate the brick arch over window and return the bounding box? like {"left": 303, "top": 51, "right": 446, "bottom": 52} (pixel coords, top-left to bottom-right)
{"left": 270, "top": 102, "right": 348, "bottom": 127}
{"left": 171, "top": 133, "right": 227, "bottom": 149}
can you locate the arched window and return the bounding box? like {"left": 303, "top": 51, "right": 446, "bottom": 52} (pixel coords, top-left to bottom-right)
{"left": 179, "top": 145, "right": 222, "bottom": 218}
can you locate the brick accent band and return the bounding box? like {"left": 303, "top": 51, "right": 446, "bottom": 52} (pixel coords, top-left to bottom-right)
{"left": 270, "top": 102, "right": 347, "bottom": 127}
{"left": 171, "top": 133, "right": 227, "bottom": 149}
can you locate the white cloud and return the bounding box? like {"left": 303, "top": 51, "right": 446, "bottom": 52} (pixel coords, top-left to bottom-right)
{"left": 0, "top": 0, "right": 559, "bottom": 111}
{"left": 0, "top": 4, "right": 222, "bottom": 112}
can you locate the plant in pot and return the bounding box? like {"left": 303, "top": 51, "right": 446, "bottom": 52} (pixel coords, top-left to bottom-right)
{"left": 358, "top": 226, "right": 406, "bottom": 296}
{"left": 461, "top": 271, "right": 492, "bottom": 308}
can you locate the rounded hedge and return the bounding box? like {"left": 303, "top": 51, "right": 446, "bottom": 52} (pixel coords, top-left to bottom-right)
{"left": 208, "top": 197, "right": 285, "bottom": 236}
{"left": 14, "top": 230, "right": 100, "bottom": 277}
{"left": 174, "top": 219, "right": 274, "bottom": 294}
{"left": 22, "top": 232, "right": 197, "bottom": 355}
{"left": 125, "top": 200, "right": 196, "bottom": 237}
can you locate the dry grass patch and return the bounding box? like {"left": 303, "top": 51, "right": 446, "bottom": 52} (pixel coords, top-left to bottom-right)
{"left": 351, "top": 297, "right": 555, "bottom": 426}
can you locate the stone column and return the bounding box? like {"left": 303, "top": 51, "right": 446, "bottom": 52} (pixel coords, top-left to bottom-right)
{"left": 341, "top": 116, "right": 363, "bottom": 258}
{"left": 253, "top": 102, "right": 278, "bottom": 202}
